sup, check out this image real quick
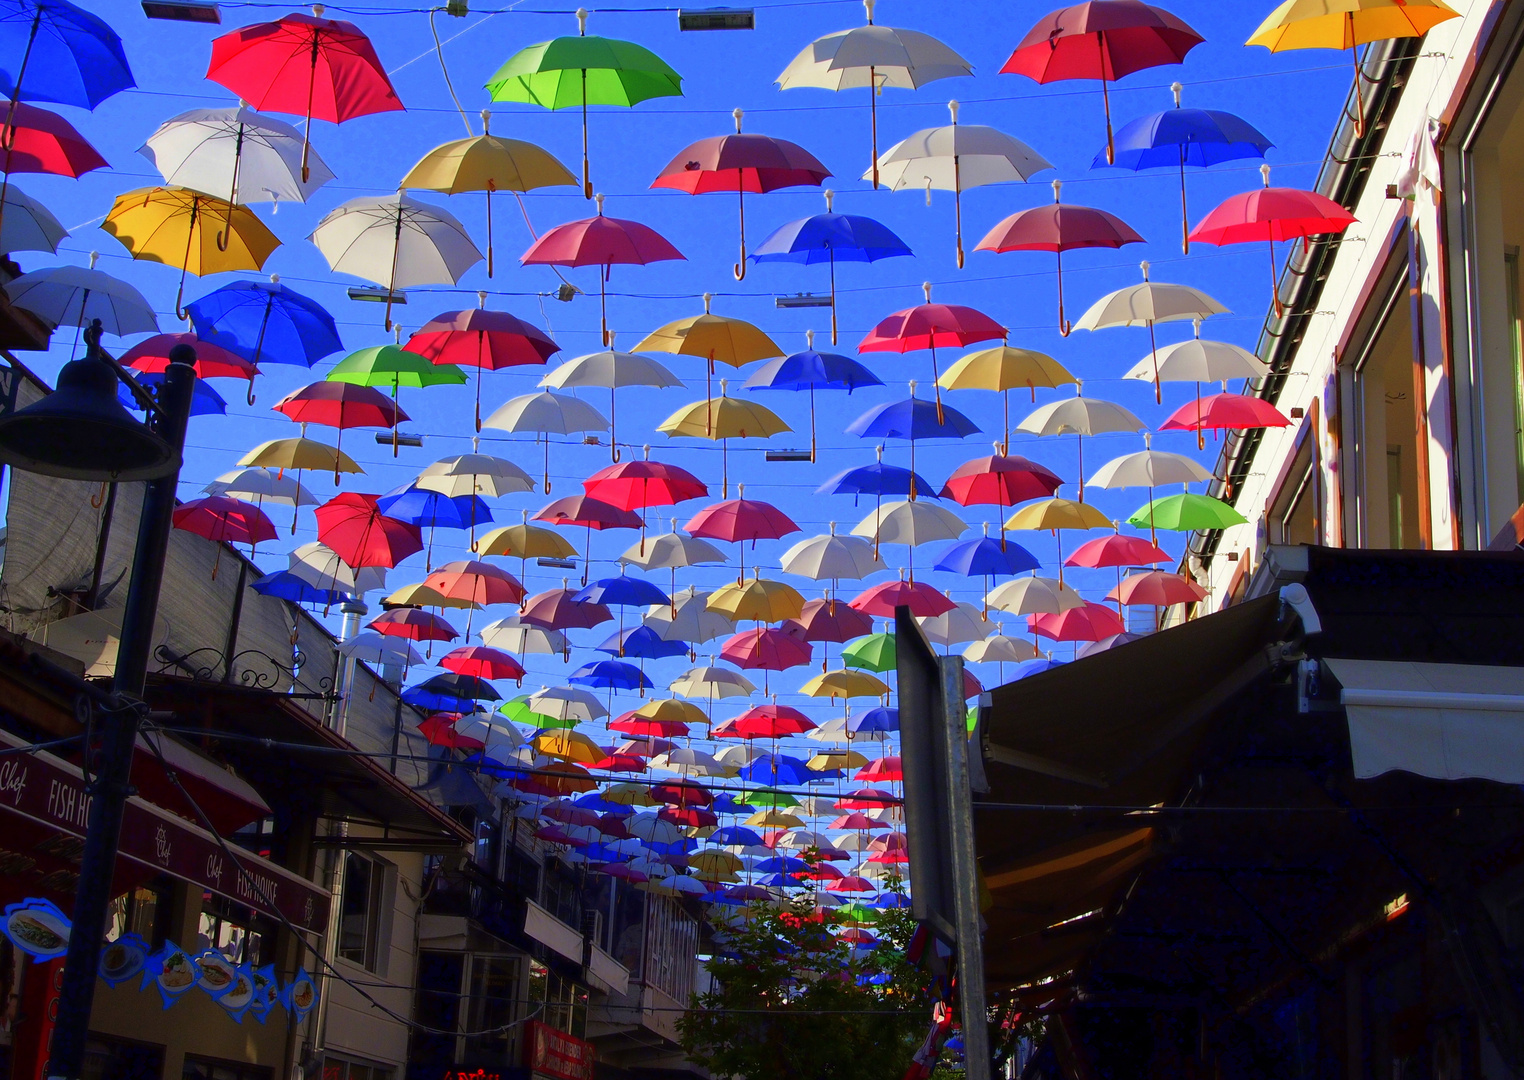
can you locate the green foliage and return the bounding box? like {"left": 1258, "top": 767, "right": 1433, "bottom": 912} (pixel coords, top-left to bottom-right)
{"left": 678, "top": 882, "right": 934, "bottom": 1080}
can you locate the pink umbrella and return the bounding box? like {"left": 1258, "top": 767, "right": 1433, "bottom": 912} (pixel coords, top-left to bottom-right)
{"left": 837, "top": 787, "right": 896, "bottom": 810}
{"left": 403, "top": 306, "right": 561, "bottom": 430}
{"left": 273, "top": 382, "right": 409, "bottom": 482}
{"left": 1107, "top": 570, "right": 1205, "bottom": 607}
{"left": 520, "top": 585, "right": 613, "bottom": 631}
{"left": 858, "top": 283, "right": 1005, "bottom": 418}
{"left": 686, "top": 489, "right": 800, "bottom": 580}
{"left": 796, "top": 598, "right": 873, "bottom": 644}
{"left": 173, "top": 495, "right": 277, "bottom": 577}
{"left": 850, "top": 579, "right": 956, "bottom": 618}
{"left": 1159, "top": 392, "right": 1291, "bottom": 435}
{"left": 1065, "top": 533, "right": 1169, "bottom": 568}
{"left": 855, "top": 756, "right": 902, "bottom": 782}
{"left": 368, "top": 607, "right": 459, "bottom": 643}
{"left": 534, "top": 495, "right": 645, "bottom": 581}
{"left": 521, "top": 193, "right": 684, "bottom": 346}
{"left": 1028, "top": 601, "right": 1125, "bottom": 642}
{"left": 720, "top": 629, "right": 813, "bottom": 691}
{"left": 976, "top": 179, "right": 1144, "bottom": 334}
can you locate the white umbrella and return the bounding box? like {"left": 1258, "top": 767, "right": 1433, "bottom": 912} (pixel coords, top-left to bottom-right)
{"left": 645, "top": 587, "right": 735, "bottom": 644}
{"left": 139, "top": 106, "right": 333, "bottom": 208}
{"left": 916, "top": 601, "right": 990, "bottom": 648}
{"left": 871, "top": 101, "right": 1052, "bottom": 266}
{"left": 205, "top": 466, "right": 316, "bottom": 535}
{"left": 309, "top": 194, "right": 482, "bottom": 330}
{"left": 715, "top": 743, "right": 766, "bottom": 768}
{"left": 4, "top": 258, "right": 158, "bottom": 336}
{"left": 0, "top": 185, "right": 67, "bottom": 256}
{"left": 649, "top": 748, "right": 730, "bottom": 778}
{"left": 416, "top": 452, "right": 536, "bottom": 498}
{"left": 540, "top": 347, "right": 682, "bottom": 461}
{"left": 287, "top": 541, "right": 376, "bottom": 592}
{"left": 621, "top": 523, "right": 727, "bottom": 572}
{"left": 851, "top": 499, "right": 965, "bottom": 568}
{"left": 525, "top": 685, "right": 607, "bottom": 722}
{"left": 1017, "top": 391, "right": 1146, "bottom": 499}
{"left": 1074, "top": 261, "right": 1230, "bottom": 400}
{"left": 780, "top": 523, "right": 886, "bottom": 581}
{"left": 963, "top": 634, "right": 1038, "bottom": 664}
{"left": 478, "top": 615, "right": 567, "bottom": 656}
{"left": 670, "top": 664, "right": 756, "bottom": 699}
{"left": 646, "top": 874, "right": 709, "bottom": 897}
{"left": 337, "top": 631, "right": 423, "bottom": 668}
{"left": 778, "top": 0, "right": 972, "bottom": 188}
{"left": 455, "top": 712, "right": 527, "bottom": 751}
{"left": 482, "top": 391, "right": 609, "bottom": 491}
{"left": 1122, "top": 322, "right": 1268, "bottom": 449}
{"left": 776, "top": 830, "right": 834, "bottom": 850}
{"left": 986, "top": 576, "right": 1085, "bottom": 617}
{"left": 809, "top": 716, "right": 887, "bottom": 745}
{"left": 1089, "top": 446, "right": 1213, "bottom": 489}
{"left": 626, "top": 812, "right": 684, "bottom": 844}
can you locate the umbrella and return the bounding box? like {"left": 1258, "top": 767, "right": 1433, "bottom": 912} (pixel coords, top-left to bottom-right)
{"left": 0, "top": 0, "right": 132, "bottom": 114}
{"left": 707, "top": 574, "right": 806, "bottom": 623}
{"left": 4, "top": 260, "right": 156, "bottom": 337}
{"left": 744, "top": 329, "right": 884, "bottom": 460}
{"left": 417, "top": 453, "right": 535, "bottom": 504}
{"left": 479, "top": 615, "right": 568, "bottom": 656}
{"left": 206, "top": 12, "right": 402, "bottom": 182}
{"left": 533, "top": 495, "right": 643, "bottom": 581}
{"left": 1099, "top": 82, "right": 1273, "bottom": 251}
{"left": 817, "top": 449, "right": 937, "bottom": 503}
{"left": 476, "top": 516, "right": 578, "bottom": 562}
{"left": 370, "top": 607, "right": 458, "bottom": 643}
{"left": 780, "top": 525, "right": 886, "bottom": 582}
{"left": 872, "top": 100, "right": 1053, "bottom": 266}
{"left": 125, "top": 333, "right": 256, "bottom": 384}
{"left": 845, "top": 386, "right": 979, "bottom": 499}
{"left": 204, "top": 465, "right": 315, "bottom": 536}
{"left": 1123, "top": 320, "right": 1268, "bottom": 447}
{"left": 751, "top": 190, "right": 912, "bottom": 344}
{"left": 941, "top": 451, "right": 1063, "bottom": 545}
{"left": 0, "top": 100, "right": 104, "bottom": 229}
{"left": 652, "top": 107, "right": 830, "bottom": 279}
{"left": 850, "top": 577, "right": 955, "bottom": 618}
{"left": 963, "top": 633, "right": 1038, "bottom": 665}
{"left": 620, "top": 521, "right": 728, "bottom": 602}
{"left": 976, "top": 179, "right": 1144, "bottom": 335}
{"left": 645, "top": 587, "right": 735, "bottom": 644}
{"left": 934, "top": 528, "right": 1041, "bottom": 615}
{"left": 483, "top": 390, "right": 609, "bottom": 492}
{"left": 1127, "top": 492, "right": 1247, "bottom": 531}
{"left": 1001, "top": 1, "right": 1205, "bottom": 164}
{"left": 670, "top": 665, "right": 756, "bottom": 701}
{"left": 801, "top": 668, "right": 889, "bottom": 701}
{"left": 173, "top": 495, "right": 276, "bottom": 575}
{"left": 575, "top": 574, "right": 669, "bottom": 609}
{"left": 315, "top": 492, "right": 423, "bottom": 568}
{"left": 441, "top": 646, "right": 525, "bottom": 682}
{"left": 842, "top": 632, "right": 895, "bottom": 673}
{"left": 1067, "top": 532, "right": 1169, "bottom": 568}
{"left": 139, "top": 106, "right": 333, "bottom": 226}
{"left": 329, "top": 344, "right": 465, "bottom": 455}
{"left": 585, "top": 456, "right": 707, "bottom": 519}
{"left": 938, "top": 345, "right": 1076, "bottom": 452}
{"left": 405, "top": 304, "right": 561, "bottom": 431}
{"left": 239, "top": 437, "right": 361, "bottom": 490}
{"left": 424, "top": 560, "right": 526, "bottom": 617}
{"left": 0, "top": 183, "right": 64, "bottom": 255}
{"left": 570, "top": 659, "right": 652, "bottom": 695}
{"left": 1247, "top": 0, "right": 1459, "bottom": 137}
{"left": 401, "top": 111, "right": 576, "bottom": 276}
{"left": 541, "top": 347, "right": 681, "bottom": 459}
{"left": 657, "top": 382, "right": 790, "bottom": 498}
{"left": 636, "top": 293, "right": 783, "bottom": 437}
{"left": 777, "top": 0, "right": 972, "bottom": 188}
{"left": 310, "top": 194, "right": 482, "bottom": 330}
{"left": 1028, "top": 601, "right": 1126, "bottom": 643}
{"left": 859, "top": 284, "right": 1004, "bottom": 418}
{"left": 186, "top": 276, "right": 342, "bottom": 369}
{"left": 522, "top": 193, "right": 684, "bottom": 346}
{"left": 686, "top": 490, "right": 800, "bottom": 580}
{"left": 103, "top": 186, "right": 280, "bottom": 319}
{"left": 339, "top": 631, "right": 424, "bottom": 669}
{"left": 1016, "top": 389, "right": 1145, "bottom": 498}
{"left": 598, "top": 626, "right": 689, "bottom": 661}
{"left": 1089, "top": 439, "right": 1212, "bottom": 540}
{"left": 724, "top": 704, "right": 816, "bottom": 739}
{"left": 1159, "top": 393, "right": 1292, "bottom": 435}
{"left": 1006, "top": 497, "right": 1112, "bottom": 580}
{"left": 720, "top": 628, "right": 813, "bottom": 681}
{"left": 117, "top": 369, "right": 221, "bottom": 422}
{"left": 986, "top": 575, "right": 1085, "bottom": 616}
{"left": 1108, "top": 570, "right": 1205, "bottom": 607}
{"left": 1188, "top": 164, "right": 1357, "bottom": 316}
{"left": 851, "top": 499, "right": 965, "bottom": 576}
{"left": 273, "top": 381, "right": 407, "bottom": 481}
{"left": 486, "top": 9, "right": 683, "bottom": 199}
{"left": 527, "top": 684, "right": 609, "bottom": 722}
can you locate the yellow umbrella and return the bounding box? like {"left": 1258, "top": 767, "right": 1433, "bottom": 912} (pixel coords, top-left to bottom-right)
{"left": 707, "top": 572, "right": 806, "bottom": 623}
{"left": 657, "top": 379, "right": 790, "bottom": 496}
{"left": 238, "top": 437, "right": 362, "bottom": 509}
{"left": 603, "top": 781, "right": 657, "bottom": 806}
{"left": 401, "top": 111, "right": 577, "bottom": 277}
{"left": 102, "top": 186, "right": 280, "bottom": 318}
{"left": 746, "top": 808, "right": 804, "bottom": 828}
{"left": 384, "top": 583, "right": 480, "bottom": 610}
{"left": 633, "top": 698, "right": 708, "bottom": 725}
{"left": 800, "top": 669, "right": 890, "bottom": 700}
{"left": 475, "top": 515, "right": 578, "bottom": 579}
{"left": 1006, "top": 497, "right": 1112, "bottom": 583}
{"left": 534, "top": 729, "right": 607, "bottom": 764}
{"left": 690, "top": 849, "right": 745, "bottom": 875}
{"left": 938, "top": 345, "right": 1077, "bottom": 453}
{"left": 808, "top": 749, "right": 868, "bottom": 771}
{"left": 1247, "top": 0, "right": 1460, "bottom": 136}
{"left": 636, "top": 292, "right": 783, "bottom": 434}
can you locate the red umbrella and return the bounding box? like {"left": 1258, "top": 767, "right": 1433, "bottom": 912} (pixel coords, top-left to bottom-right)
{"left": 660, "top": 805, "right": 718, "bottom": 828}
{"left": 850, "top": 579, "right": 956, "bottom": 618}
{"left": 963, "top": 668, "right": 983, "bottom": 700}
{"left": 609, "top": 713, "right": 690, "bottom": 738}
{"left": 417, "top": 714, "right": 485, "bottom": 751}
{"left": 206, "top": 12, "right": 403, "bottom": 182}
{"left": 274, "top": 382, "right": 408, "bottom": 481}
{"left": 1028, "top": 601, "right": 1125, "bottom": 642}
{"left": 651, "top": 779, "right": 712, "bottom": 807}
{"left": 589, "top": 752, "right": 648, "bottom": 773}
{"left": 1066, "top": 533, "right": 1169, "bottom": 568}
{"left": 173, "top": 495, "right": 277, "bottom": 577}
{"left": 720, "top": 628, "right": 814, "bottom": 683}
{"left": 439, "top": 645, "right": 526, "bottom": 682}
{"left": 1000, "top": 1, "right": 1204, "bottom": 164}
{"left": 796, "top": 598, "right": 873, "bottom": 644}
{"left": 368, "top": 607, "right": 458, "bottom": 642}
{"left": 513, "top": 764, "right": 597, "bottom": 797}
{"left": 584, "top": 456, "right": 707, "bottom": 511}
{"left": 830, "top": 812, "right": 888, "bottom": 831}
{"left": 975, "top": 180, "right": 1144, "bottom": 333}
{"left": 1107, "top": 570, "right": 1205, "bottom": 607}
{"left": 423, "top": 560, "right": 527, "bottom": 607}
{"left": 521, "top": 194, "right": 684, "bottom": 346}
{"left": 1188, "top": 165, "right": 1357, "bottom": 315}
{"left": 0, "top": 100, "right": 107, "bottom": 228}
{"left": 651, "top": 108, "right": 830, "bottom": 280}
{"left": 520, "top": 585, "right": 613, "bottom": 631}
{"left": 125, "top": 334, "right": 259, "bottom": 398}
{"left": 1160, "top": 392, "right": 1291, "bottom": 435}
{"left": 534, "top": 495, "right": 645, "bottom": 582}
{"left": 315, "top": 492, "right": 423, "bottom": 568}
{"left": 723, "top": 704, "right": 816, "bottom": 739}
{"left": 829, "top": 876, "right": 876, "bottom": 893}
{"left": 856, "top": 756, "right": 903, "bottom": 782}
{"left": 403, "top": 306, "right": 560, "bottom": 430}
{"left": 858, "top": 283, "right": 1004, "bottom": 418}
{"left": 941, "top": 452, "right": 1064, "bottom": 529}
{"left": 686, "top": 489, "right": 799, "bottom": 580}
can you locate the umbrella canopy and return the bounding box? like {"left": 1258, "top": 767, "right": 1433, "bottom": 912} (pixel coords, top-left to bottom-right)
{"left": 173, "top": 496, "right": 276, "bottom": 559}
{"left": 1006, "top": 497, "right": 1112, "bottom": 532}
{"left": 574, "top": 574, "right": 669, "bottom": 608}
{"left": 686, "top": 495, "right": 800, "bottom": 545}
{"left": 369, "top": 607, "right": 458, "bottom": 642}
{"left": 986, "top": 575, "right": 1086, "bottom": 616}
{"left": 846, "top": 395, "right": 980, "bottom": 441}
{"left": 405, "top": 307, "right": 561, "bottom": 429}
{"left": 476, "top": 520, "right": 576, "bottom": 560}
{"left": 0, "top": 183, "right": 65, "bottom": 256}
{"left": 598, "top": 625, "right": 689, "bottom": 661}
{"left": 1127, "top": 492, "right": 1248, "bottom": 531}
{"left": 1108, "top": 569, "right": 1206, "bottom": 606}
{"left": 852, "top": 499, "right": 966, "bottom": 547}
{"left": 707, "top": 575, "right": 806, "bottom": 623}
{"left": 842, "top": 632, "right": 896, "bottom": 673}
{"left": 938, "top": 345, "right": 1077, "bottom": 451}
{"left": 585, "top": 459, "right": 707, "bottom": 511}
{"left": 0, "top": 0, "right": 133, "bottom": 111}
{"left": 485, "top": 391, "right": 610, "bottom": 490}
{"left": 535, "top": 494, "right": 643, "bottom": 531}
{"left": 620, "top": 527, "right": 727, "bottom": 571}
{"left": 5, "top": 262, "right": 157, "bottom": 336}
{"left": 542, "top": 350, "right": 681, "bottom": 457}
{"left": 743, "top": 330, "right": 884, "bottom": 459}
{"left": 440, "top": 645, "right": 526, "bottom": 681}
{"left": 124, "top": 334, "right": 257, "bottom": 383}
{"left": 479, "top": 616, "right": 568, "bottom": 655}
{"left": 1017, "top": 392, "right": 1145, "bottom": 497}
{"left": 417, "top": 454, "right": 535, "bottom": 499}
{"left": 424, "top": 561, "right": 527, "bottom": 607}
{"left": 963, "top": 634, "right": 1039, "bottom": 664}
{"left": 933, "top": 534, "right": 1041, "bottom": 576}
{"left": 817, "top": 458, "right": 937, "bottom": 501}
{"left": 1066, "top": 533, "right": 1170, "bottom": 568}
{"left": 329, "top": 344, "right": 466, "bottom": 390}
{"left": 794, "top": 598, "right": 873, "bottom": 643}
{"left": 942, "top": 452, "right": 1064, "bottom": 508}
{"left": 657, "top": 384, "right": 790, "bottom": 497}
{"left": 1089, "top": 446, "right": 1213, "bottom": 488}
{"left": 187, "top": 277, "right": 341, "bottom": 368}
{"left": 645, "top": 587, "right": 735, "bottom": 643}
{"left": 1073, "top": 259, "right": 1230, "bottom": 365}
{"left": 670, "top": 665, "right": 756, "bottom": 699}
{"left": 720, "top": 628, "right": 813, "bottom": 673}
{"left": 570, "top": 659, "right": 653, "bottom": 692}
{"left": 851, "top": 578, "right": 955, "bottom": 617}
{"left": 139, "top": 105, "right": 333, "bottom": 207}
{"left": 1123, "top": 328, "right": 1268, "bottom": 383}
{"left": 780, "top": 527, "right": 887, "bottom": 581}
{"left": 120, "top": 371, "right": 225, "bottom": 418}
{"left": 1029, "top": 601, "right": 1126, "bottom": 643}
{"left": 0, "top": 100, "right": 106, "bottom": 210}
{"left": 273, "top": 381, "right": 406, "bottom": 477}
{"left": 521, "top": 585, "right": 613, "bottom": 631}
{"left": 637, "top": 294, "right": 783, "bottom": 431}
{"left": 315, "top": 492, "right": 423, "bottom": 568}
{"left": 859, "top": 285, "right": 1004, "bottom": 410}
{"left": 800, "top": 668, "right": 889, "bottom": 700}
{"left": 1159, "top": 392, "right": 1292, "bottom": 432}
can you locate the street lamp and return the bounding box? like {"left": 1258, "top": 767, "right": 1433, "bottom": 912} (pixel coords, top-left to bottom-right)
{"left": 0, "top": 321, "right": 198, "bottom": 1080}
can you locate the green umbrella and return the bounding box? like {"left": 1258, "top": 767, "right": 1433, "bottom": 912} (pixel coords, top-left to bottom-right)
{"left": 328, "top": 344, "right": 465, "bottom": 455}
{"left": 836, "top": 901, "right": 880, "bottom": 927}
{"left": 1126, "top": 492, "right": 1247, "bottom": 532}
{"left": 499, "top": 698, "right": 572, "bottom": 730}
{"left": 740, "top": 788, "right": 800, "bottom": 809}
{"left": 841, "top": 632, "right": 896, "bottom": 673}
{"left": 485, "top": 9, "right": 683, "bottom": 199}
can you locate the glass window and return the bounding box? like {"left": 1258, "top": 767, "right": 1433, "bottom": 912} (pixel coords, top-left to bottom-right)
{"left": 197, "top": 893, "right": 273, "bottom": 967}
{"left": 106, "top": 880, "right": 171, "bottom": 949}
{"left": 324, "top": 1057, "right": 392, "bottom": 1080}
{"left": 643, "top": 897, "right": 697, "bottom": 1004}
{"left": 182, "top": 1054, "right": 272, "bottom": 1080}
{"left": 611, "top": 883, "right": 645, "bottom": 979}
{"left": 527, "top": 960, "right": 586, "bottom": 1039}
{"left": 410, "top": 951, "right": 465, "bottom": 1068}
{"left": 339, "top": 852, "right": 386, "bottom": 970}
{"left": 83, "top": 1036, "right": 164, "bottom": 1080}
{"left": 1350, "top": 289, "right": 1421, "bottom": 549}
{"left": 463, "top": 955, "right": 522, "bottom": 1064}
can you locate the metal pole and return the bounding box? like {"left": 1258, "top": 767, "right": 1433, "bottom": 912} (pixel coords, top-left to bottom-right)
{"left": 47, "top": 341, "right": 196, "bottom": 1080}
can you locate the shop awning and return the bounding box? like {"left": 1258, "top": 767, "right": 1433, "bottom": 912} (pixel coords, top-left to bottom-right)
{"left": 1327, "top": 657, "right": 1524, "bottom": 783}
{"left": 0, "top": 728, "right": 330, "bottom": 933}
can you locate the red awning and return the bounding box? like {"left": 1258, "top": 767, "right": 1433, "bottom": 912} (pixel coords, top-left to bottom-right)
{"left": 133, "top": 731, "right": 272, "bottom": 834}
{"left": 0, "top": 729, "right": 329, "bottom": 933}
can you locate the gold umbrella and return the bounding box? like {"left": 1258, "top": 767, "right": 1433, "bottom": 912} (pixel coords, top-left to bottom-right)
{"left": 401, "top": 110, "right": 577, "bottom": 277}
{"left": 657, "top": 380, "right": 791, "bottom": 496}
{"left": 707, "top": 571, "right": 806, "bottom": 623}
{"left": 475, "top": 511, "right": 578, "bottom": 577}
{"left": 239, "top": 437, "right": 362, "bottom": 475}
{"left": 384, "top": 583, "right": 480, "bottom": 610}
{"left": 102, "top": 186, "right": 279, "bottom": 318}
{"left": 535, "top": 729, "right": 607, "bottom": 764}
{"left": 1005, "top": 497, "right": 1112, "bottom": 583}
{"left": 800, "top": 668, "right": 890, "bottom": 700}
{"left": 938, "top": 343, "right": 1077, "bottom": 453}
{"left": 635, "top": 292, "right": 783, "bottom": 433}
{"left": 633, "top": 698, "right": 709, "bottom": 725}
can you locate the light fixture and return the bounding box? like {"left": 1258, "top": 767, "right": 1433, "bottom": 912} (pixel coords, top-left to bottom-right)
{"left": 141, "top": 0, "right": 221, "bottom": 21}
{"left": 775, "top": 293, "right": 832, "bottom": 309}
{"left": 766, "top": 449, "right": 812, "bottom": 462}
{"left": 678, "top": 7, "right": 754, "bottom": 30}
{"left": 537, "top": 557, "right": 578, "bottom": 570}
{"left": 375, "top": 431, "right": 423, "bottom": 447}
{"left": 348, "top": 286, "right": 407, "bottom": 305}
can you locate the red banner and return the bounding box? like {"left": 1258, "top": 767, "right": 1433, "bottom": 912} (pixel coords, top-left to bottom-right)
{"left": 526, "top": 1021, "right": 594, "bottom": 1080}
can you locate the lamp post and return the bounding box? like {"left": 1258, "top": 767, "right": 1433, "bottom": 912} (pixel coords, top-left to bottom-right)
{"left": 0, "top": 321, "right": 197, "bottom": 1080}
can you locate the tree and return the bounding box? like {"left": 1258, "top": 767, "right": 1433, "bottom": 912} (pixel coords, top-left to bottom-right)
{"left": 678, "top": 881, "right": 934, "bottom": 1080}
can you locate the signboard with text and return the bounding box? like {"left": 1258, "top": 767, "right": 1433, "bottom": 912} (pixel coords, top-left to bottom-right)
{"left": 525, "top": 1021, "right": 594, "bottom": 1080}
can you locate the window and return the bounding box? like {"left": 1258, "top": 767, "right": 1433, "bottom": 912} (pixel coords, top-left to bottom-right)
{"left": 324, "top": 1056, "right": 392, "bottom": 1080}
{"left": 540, "top": 859, "right": 582, "bottom": 931}
{"left": 610, "top": 880, "right": 646, "bottom": 978}
{"left": 84, "top": 1036, "right": 164, "bottom": 1080}
{"left": 197, "top": 892, "right": 274, "bottom": 966}
{"left": 338, "top": 852, "right": 390, "bottom": 971}
{"left": 527, "top": 960, "right": 586, "bottom": 1039}
{"left": 642, "top": 896, "right": 698, "bottom": 1004}
{"left": 183, "top": 1055, "right": 272, "bottom": 1080}
{"left": 106, "top": 880, "right": 171, "bottom": 949}
{"left": 464, "top": 955, "right": 522, "bottom": 1063}
{"left": 409, "top": 950, "right": 526, "bottom": 1071}
{"left": 1348, "top": 282, "right": 1421, "bottom": 549}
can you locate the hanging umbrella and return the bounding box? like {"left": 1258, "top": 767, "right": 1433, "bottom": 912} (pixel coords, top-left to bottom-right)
{"left": 859, "top": 284, "right": 1004, "bottom": 417}
{"left": 1090, "top": 439, "right": 1213, "bottom": 541}
{"left": 417, "top": 453, "right": 535, "bottom": 500}
{"left": 1107, "top": 570, "right": 1206, "bottom": 606}
{"left": 780, "top": 525, "right": 887, "bottom": 582}
{"left": 187, "top": 276, "right": 342, "bottom": 369}
{"left": 687, "top": 489, "right": 800, "bottom": 580}
{"left": 480, "top": 615, "right": 568, "bottom": 655}
{"left": 963, "top": 633, "right": 1038, "bottom": 664}
{"left": 286, "top": 541, "right": 385, "bottom": 595}
{"left": 1006, "top": 497, "right": 1112, "bottom": 580}
{"left": 1016, "top": 390, "right": 1145, "bottom": 499}
{"left": 1099, "top": 83, "right": 1273, "bottom": 252}
{"left": 315, "top": 492, "right": 423, "bottom": 568}
{"left": 3, "top": 260, "right": 157, "bottom": 336}
{"left": 329, "top": 344, "right": 465, "bottom": 455}
{"left": 405, "top": 304, "right": 561, "bottom": 431}
{"left": 483, "top": 390, "right": 609, "bottom": 492}
{"left": 424, "top": 561, "right": 526, "bottom": 615}
{"left": 585, "top": 455, "right": 707, "bottom": 514}
{"left": 1001, "top": 1, "right": 1205, "bottom": 164}
{"left": 851, "top": 500, "right": 966, "bottom": 577}
{"left": 850, "top": 577, "right": 955, "bottom": 618}
{"left": 0, "top": 0, "right": 132, "bottom": 118}
{"left": 206, "top": 12, "right": 402, "bottom": 183}
{"left": 541, "top": 347, "right": 681, "bottom": 459}
{"left": 622, "top": 524, "right": 727, "bottom": 599}
{"left": 645, "top": 587, "right": 735, "bottom": 644}
{"left": 941, "top": 450, "right": 1063, "bottom": 546}
{"left": 1127, "top": 492, "right": 1247, "bottom": 531}
{"left": 636, "top": 293, "right": 783, "bottom": 437}
{"left": 670, "top": 665, "right": 756, "bottom": 700}
{"left": 707, "top": 574, "right": 807, "bottom": 623}
{"left": 1066, "top": 533, "right": 1169, "bottom": 568}
{"left": 842, "top": 632, "right": 896, "bottom": 673}
{"left": 0, "top": 183, "right": 64, "bottom": 255}
{"left": 204, "top": 465, "right": 316, "bottom": 536}
{"left": 599, "top": 625, "right": 689, "bottom": 662}
{"left": 1124, "top": 320, "right": 1268, "bottom": 447}
{"left": 845, "top": 385, "right": 980, "bottom": 501}
{"left": 522, "top": 193, "right": 684, "bottom": 346}
{"left": 125, "top": 333, "right": 257, "bottom": 390}
{"left": 816, "top": 449, "right": 937, "bottom": 503}
{"left": 273, "top": 381, "right": 407, "bottom": 481}
{"left": 173, "top": 495, "right": 277, "bottom": 577}
{"left": 486, "top": 9, "right": 682, "bottom": 199}
{"left": 986, "top": 575, "right": 1085, "bottom": 616}
{"left": 1246, "top": 0, "right": 1459, "bottom": 137}
{"left": 777, "top": 0, "right": 972, "bottom": 188}
{"left": 934, "top": 527, "right": 1040, "bottom": 616}
{"left": 476, "top": 516, "right": 578, "bottom": 561}
{"left": 534, "top": 495, "right": 643, "bottom": 581}
{"left": 720, "top": 628, "right": 813, "bottom": 681}
{"left": 800, "top": 668, "right": 889, "bottom": 701}
{"left": 401, "top": 111, "right": 577, "bottom": 276}
{"left": 1188, "top": 164, "right": 1357, "bottom": 317}
{"left": 121, "top": 371, "right": 227, "bottom": 424}
{"left": 744, "top": 329, "right": 884, "bottom": 461}
{"left": 310, "top": 193, "right": 482, "bottom": 331}
{"left": 938, "top": 345, "right": 1076, "bottom": 452}
{"left": 873, "top": 100, "right": 1052, "bottom": 266}
{"left": 751, "top": 191, "right": 912, "bottom": 344}
{"left": 1159, "top": 393, "right": 1292, "bottom": 434}
{"left": 0, "top": 99, "right": 104, "bottom": 227}
{"left": 975, "top": 179, "right": 1144, "bottom": 336}
{"left": 239, "top": 437, "right": 361, "bottom": 484}
{"left": 652, "top": 107, "right": 830, "bottom": 279}
{"left": 656, "top": 382, "right": 790, "bottom": 498}
{"left": 1028, "top": 601, "right": 1126, "bottom": 643}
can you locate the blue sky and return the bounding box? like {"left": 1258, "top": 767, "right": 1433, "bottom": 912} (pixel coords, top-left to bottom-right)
{"left": 5, "top": 0, "right": 1354, "bottom": 723}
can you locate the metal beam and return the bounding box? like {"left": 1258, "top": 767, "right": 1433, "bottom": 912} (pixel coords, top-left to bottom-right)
{"left": 942, "top": 652, "right": 991, "bottom": 1080}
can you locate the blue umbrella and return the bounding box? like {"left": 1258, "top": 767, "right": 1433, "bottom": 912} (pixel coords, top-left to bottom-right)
{"left": 596, "top": 625, "right": 689, "bottom": 660}
{"left": 710, "top": 792, "right": 749, "bottom": 815}
{"left": 751, "top": 194, "right": 913, "bottom": 345}
{"left": 739, "top": 754, "right": 812, "bottom": 786}
{"left": 874, "top": 892, "right": 911, "bottom": 909}
{"left": 119, "top": 372, "right": 227, "bottom": 417}
{"left": 251, "top": 570, "right": 350, "bottom": 607}
{"left": 569, "top": 659, "right": 653, "bottom": 692}
{"left": 816, "top": 457, "right": 937, "bottom": 502}
{"left": 933, "top": 534, "right": 1040, "bottom": 577}
{"left": 186, "top": 279, "right": 343, "bottom": 368}
{"left": 754, "top": 856, "right": 810, "bottom": 875}
{"left": 378, "top": 483, "right": 493, "bottom": 570}
{"left": 1098, "top": 86, "right": 1272, "bottom": 253}
{"left": 0, "top": 0, "right": 132, "bottom": 109}
{"left": 574, "top": 791, "right": 634, "bottom": 816}
{"left": 846, "top": 395, "right": 979, "bottom": 493}
{"left": 710, "top": 826, "right": 764, "bottom": 846}
{"left": 1078, "top": 632, "right": 1145, "bottom": 659}
{"left": 404, "top": 672, "right": 502, "bottom": 711}
{"left": 744, "top": 335, "right": 885, "bottom": 461}
{"left": 849, "top": 707, "right": 898, "bottom": 734}
{"left": 1015, "top": 658, "right": 1066, "bottom": 680}
{"left": 574, "top": 574, "right": 670, "bottom": 608}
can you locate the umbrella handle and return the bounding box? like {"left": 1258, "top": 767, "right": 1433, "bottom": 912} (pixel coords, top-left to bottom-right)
{"left": 733, "top": 186, "right": 747, "bottom": 281}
